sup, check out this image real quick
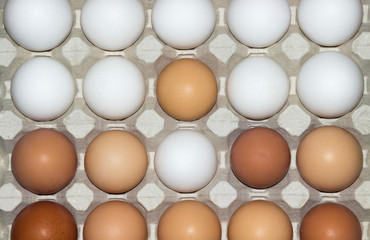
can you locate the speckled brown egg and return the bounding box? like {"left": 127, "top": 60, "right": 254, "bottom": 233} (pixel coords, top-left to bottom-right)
{"left": 157, "top": 200, "right": 221, "bottom": 240}
{"left": 83, "top": 201, "right": 147, "bottom": 240}
{"left": 230, "top": 127, "right": 291, "bottom": 188}
{"left": 156, "top": 58, "right": 218, "bottom": 121}
{"left": 11, "top": 128, "right": 77, "bottom": 195}
{"left": 11, "top": 201, "right": 77, "bottom": 240}
{"left": 296, "top": 126, "right": 363, "bottom": 192}
{"left": 300, "top": 202, "right": 362, "bottom": 240}
{"left": 84, "top": 130, "right": 148, "bottom": 193}
{"left": 228, "top": 200, "right": 293, "bottom": 240}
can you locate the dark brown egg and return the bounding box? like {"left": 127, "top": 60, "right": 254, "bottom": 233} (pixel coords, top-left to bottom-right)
{"left": 11, "top": 128, "right": 77, "bottom": 194}
{"left": 11, "top": 201, "right": 77, "bottom": 240}
{"left": 230, "top": 127, "right": 291, "bottom": 188}
{"left": 300, "top": 202, "right": 362, "bottom": 240}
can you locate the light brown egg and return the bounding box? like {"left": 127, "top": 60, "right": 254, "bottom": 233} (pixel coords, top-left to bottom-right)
{"left": 11, "top": 201, "right": 77, "bottom": 240}
{"left": 157, "top": 200, "right": 221, "bottom": 240}
{"left": 11, "top": 128, "right": 77, "bottom": 195}
{"left": 230, "top": 127, "right": 291, "bottom": 188}
{"left": 84, "top": 130, "right": 148, "bottom": 193}
{"left": 300, "top": 202, "right": 362, "bottom": 240}
{"left": 228, "top": 200, "right": 293, "bottom": 240}
{"left": 156, "top": 58, "right": 218, "bottom": 121}
{"left": 296, "top": 126, "right": 363, "bottom": 192}
{"left": 83, "top": 201, "right": 147, "bottom": 240}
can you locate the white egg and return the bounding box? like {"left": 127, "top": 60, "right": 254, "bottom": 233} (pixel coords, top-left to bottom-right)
{"left": 152, "top": 0, "right": 216, "bottom": 49}
{"left": 81, "top": 0, "right": 145, "bottom": 51}
{"left": 227, "top": 0, "right": 291, "bottom": 48}
{"left": 83, "top": 56, "right": 146, "bottom": 120}
{"left": 154, "top": 130, "right": 217, "bottom": 193}
{"left": 297, "top": 52, "right": 363, "bottom": 118}
{"left": 11, "top": 57, "right": 75, "bottom": 121}
{"left": 226, "top": 56, "right": 290, "bottom": 120}
{"left": 3, "top": 0, "right": 73, "bottom": 51}
{"left": 298, "top": 0, "right": 363, "bottom": 46}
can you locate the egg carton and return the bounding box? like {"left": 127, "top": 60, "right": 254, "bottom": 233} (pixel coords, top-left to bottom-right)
{"left": 0, "top": 0, "right": 369, "bottom": 239}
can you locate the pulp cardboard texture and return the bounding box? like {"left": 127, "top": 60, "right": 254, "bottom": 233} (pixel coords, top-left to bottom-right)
{"left": 0, "top": 0, "right": 369, "bottom": 239}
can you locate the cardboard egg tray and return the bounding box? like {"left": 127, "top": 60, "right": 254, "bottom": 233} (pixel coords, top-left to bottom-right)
{"left": 0, "top": 0, "right": 369, "bottom": 239}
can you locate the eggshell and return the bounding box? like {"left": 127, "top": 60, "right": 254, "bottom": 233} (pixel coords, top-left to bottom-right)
{"left": 226, "top": 56, "right": 290, "bottom": 120}
{"left": 83, "top": 56, "right": 146, "bottom": 120}
{"left": 83, "top": 201, "right": 147, "bottom": 240}
{"left": 230, "top": 127, "right": 291, "bottom": 188}
{"left": 11, "top": 57, "right": 75, "bottom": 121}
{"left": 157, "top": 200, "right": 221, "bottom": 240}
{"left": 11, "top": 201, "right": 77, "bottom": 240}
{"left": 152, "top": 0, "right": 216, "bottom": 49}
{"left": 81, "top": 0, "right": 145, "bottom": 51}
{"left": 4, "top": 0, "right": 73, "bottom": 51}
{"left": 84, "top": 130, "right": 148, "bottom": 193}
{"left": 297, "top": 0, "right": 363, "bottom": 46}
{"left": 300, "top": 202, "right": 362, "bottom": 240}
{"left": 297, "top": 126, "right": 363, "bottom": 192}
{"left": 227, "top": 0, "right": 291, "bottom": 48}
{"left": 156, "top": 58, "right": 218, "bottom": 121}
{"left": 154, "top": 130, "right": 218, "bottom": 193}
{"left": 228, "top": 200, "right": 293, "bottom": 240}
{"left": 297, "top": 51, "right": 363, "bottom": 118}
{"left": 11, "top": 128, "right": 77, "bottom": 195}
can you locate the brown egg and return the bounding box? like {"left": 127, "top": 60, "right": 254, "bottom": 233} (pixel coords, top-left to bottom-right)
{"left": 296, "top": 126, "right": 363, "bottom": 192}
{"left": 228, "top": 200, "right": 293, "bottom": 240}
{"left": 11, "top": 201, "right": 77, "bottom": 240}
{"left": 300, "top": 202, "right": 362, "bottom": 240}
{"left": 84, "top": 130, "right": 148, "bottom": 193}
{"left": 83, "top": 201, "right": 147, "bottom": 240}
{"left": 157, "top": 200, "right": 221, "bottom": 240}
{"left": 156, "top": 58, "right": 218, "bottom": 121}
{"left": 11, "top": 128, "right": 77, "bottom": 194}
{"left": 230, "top": 127, "right": 291, "bottom": 188}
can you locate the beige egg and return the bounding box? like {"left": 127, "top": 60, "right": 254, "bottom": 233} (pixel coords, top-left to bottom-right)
{"left": 157, "top": 200, "right": 221, "bottom": 240}
{"left": 297, "top": 126, "right": 363, "bottom": 192}
{"left": 84, "top": 130, "right": 148, "bottom": 193}
{"left": 228, "top": 200, "right": 293, "bottom": 240}
{"left": 83, "top": 201, "right": 147, "bottom": 240}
